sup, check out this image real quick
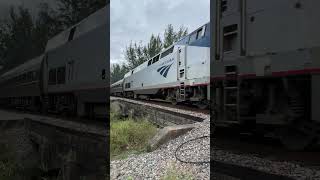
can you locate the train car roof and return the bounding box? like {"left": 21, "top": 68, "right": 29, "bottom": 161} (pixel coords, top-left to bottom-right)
{"left": 0, "top": 55, "right": 44, "bottom": 80}
{"left": 45, "top": 6, "right": 108, "bottom": 52}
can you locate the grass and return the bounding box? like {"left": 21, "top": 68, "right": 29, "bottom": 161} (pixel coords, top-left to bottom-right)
{"left": 110, "top": 111, "right": 157, "bottom": 160}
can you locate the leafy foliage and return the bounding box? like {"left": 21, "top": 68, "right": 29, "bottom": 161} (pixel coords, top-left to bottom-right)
{"left": 110, "top": 112, "right": 157, "bottom": 160}
{"left": 56, "top": 0, "right": 106, "bottom": 28}
{"left": 0, "top": 1, "right": 106, "bottom": 74}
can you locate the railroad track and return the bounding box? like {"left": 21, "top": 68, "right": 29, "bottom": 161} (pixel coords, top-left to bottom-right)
{"left": 214, "top": 128, "right": 320, "bottom": 167}
{"left": 0, "top": 107, "right": 107, "bottom": 127}
{"left": 111, "top": 96, "right": 210, "bottom": 115}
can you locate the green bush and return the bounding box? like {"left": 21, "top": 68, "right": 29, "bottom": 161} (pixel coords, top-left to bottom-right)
{"left": 110, "top": 115, "right": 157, "bottom": 159}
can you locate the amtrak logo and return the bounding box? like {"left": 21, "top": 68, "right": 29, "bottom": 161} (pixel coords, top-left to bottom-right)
{"left": 157, "top": 63, "right": 173, "bottom": 78}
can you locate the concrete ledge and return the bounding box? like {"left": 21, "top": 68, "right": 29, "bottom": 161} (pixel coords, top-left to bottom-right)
{"left": 148, "top": 124, "right": 196, "bottom": 151}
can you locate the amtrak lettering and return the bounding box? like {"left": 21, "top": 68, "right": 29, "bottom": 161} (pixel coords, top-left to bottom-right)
{"left": 159, "top": 57, "right": 174, "bottom": 66}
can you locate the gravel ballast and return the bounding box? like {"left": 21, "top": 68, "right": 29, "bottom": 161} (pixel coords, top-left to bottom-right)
{"left": 111, "top": 97, "right": 320, "bottom": 180}
{"left": 111, "top": 117, "right": 210, "bottom": 180}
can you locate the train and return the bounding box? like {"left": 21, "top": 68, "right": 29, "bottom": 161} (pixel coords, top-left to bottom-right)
{"left": 0, "top": 6, "right": 109, "bottom": 119}
{"left": 211, "top": 0, "right": 320, "bottom": 150}
{"left": 112, "top": 0, "right": 320, "bottom": 150}
{"left": 111, "top": 22, "right": 210, "bottom": 109}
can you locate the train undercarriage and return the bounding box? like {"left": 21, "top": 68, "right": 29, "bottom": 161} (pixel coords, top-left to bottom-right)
{"left": 0, "top": 93, "right": 106, "bottom": 120}
{"left": 213, "top": 74, "right": 319, "bottom": 150}
{"left": 122, "top": 84, "right": 210, "bottom": 109}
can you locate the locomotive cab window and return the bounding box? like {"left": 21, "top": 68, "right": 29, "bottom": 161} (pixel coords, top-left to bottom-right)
{"left": 57, "top": 66, "right": 66, "bottom": 84}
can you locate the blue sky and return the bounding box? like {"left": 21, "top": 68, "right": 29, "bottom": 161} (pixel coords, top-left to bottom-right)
{"left": 110, "top": 0, "right": 210, "bottom": 65}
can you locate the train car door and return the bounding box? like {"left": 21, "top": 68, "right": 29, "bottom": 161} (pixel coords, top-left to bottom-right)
{"left": 177, "top": 46, "right": 187, "bottom": 101}
{"left": 177, "top": 46, "right": 187, "bottom": 81}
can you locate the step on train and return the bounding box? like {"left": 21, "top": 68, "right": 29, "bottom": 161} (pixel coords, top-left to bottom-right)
{"left": 0, "top": 6, "right": 109, "bottom": 119}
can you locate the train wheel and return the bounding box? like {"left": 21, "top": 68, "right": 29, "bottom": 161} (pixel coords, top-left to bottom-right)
{"left": 171, "top": 99, "right": 177, "bottom": 105}
{"left": 195, "top": 101, "right": 209, "bottom": 110}
{"left": 279, "top": 127, "right": 314, "bottom": 151}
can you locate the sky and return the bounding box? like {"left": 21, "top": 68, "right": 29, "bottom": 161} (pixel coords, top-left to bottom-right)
{"left": 110, "top": 0, "right": 210, "bottom": 65}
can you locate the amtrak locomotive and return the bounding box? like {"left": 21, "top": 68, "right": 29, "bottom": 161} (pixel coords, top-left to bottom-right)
{"left": 0, "top": 6, "right": 109, "bottom": 118}
{"left": 111, "top": 22, "right": 210, "bottom": 109}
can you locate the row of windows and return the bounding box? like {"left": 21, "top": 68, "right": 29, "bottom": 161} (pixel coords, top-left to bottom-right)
{"left": 49, "top": 66, "right": 66, "bottom": 85}
{"left": 147, "top": 46, "right": 175, "bottom": 66}
{"left": 0, "top": 70, "right": 39, "bottom": 87}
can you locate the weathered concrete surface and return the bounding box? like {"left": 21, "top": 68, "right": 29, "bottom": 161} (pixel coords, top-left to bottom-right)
{"left": 0, "top": 110, "right": 108, "bottom": 180}
{"left": 27, "top": 119, "right": 108, "bottom": 179}
{"left": 148, "top": 124, "right": 196, "bottom": 151}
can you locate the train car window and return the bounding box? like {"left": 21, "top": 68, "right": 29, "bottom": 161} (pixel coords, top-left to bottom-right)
{"left": 49, "top": 69, "right": 57, "bottom": 85}
{"left": 148, "top": 60, "right": 152, "bottom": 66}
{"left": 152, "top": 55, "right": 160, "bottom": 63}
{"left": 196, "top": 27, "right": 203, "bottom": 39}
{"left": 68, "top": 27, "right": 76, "bottom": 41}
{"left": 33, "top": 71, "right": 38, "bottom": 81}
{"left": 22, "top": 73, "right": 27, "bottom": 82}
{"left": 160, "top": 46, "right": 174, "bottom": 59}
{"left": 223, "top": 24, "right": 238, "bottom": 52}
{"left": 27, "top": 72, "right": 33, "bottom": 82}
{"left": 125, "top": 83, "right": 131, "bottom": 89}
{"left": 57, "top": 67, "right": 66, "bottom": 84}
{"left": 189, "top": 32, "right": 197, "bottom": 44}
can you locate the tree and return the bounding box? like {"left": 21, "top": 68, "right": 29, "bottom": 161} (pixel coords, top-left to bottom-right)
{"left": 145, "top": 34, "right": 162, "bottom": 59}
{"left": 110, "top": 63, "right": 128, "bottom": 84}
{"left": 163, "top": 24, "right": 188, "bottom": 49}
{"left": 0, "top": 6, "right": 35, "bottom": 71}
{"left": 163, "top": 24, "right": 175, "bottom": 48}
{"left": 124, "top": 42, "right": 137, "bottom": 69}
{"left": 56, "top": 0, "right": 106, "bottom": 28}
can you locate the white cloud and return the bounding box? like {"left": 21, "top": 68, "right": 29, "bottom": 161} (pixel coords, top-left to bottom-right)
{"left": 110, "top": 0, "right": 210, "bottom": 64}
